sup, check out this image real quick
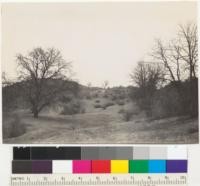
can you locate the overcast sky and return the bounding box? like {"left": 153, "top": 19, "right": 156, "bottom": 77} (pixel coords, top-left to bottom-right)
{"left": 2, "top": 2, "right": 197, "bottom": 87}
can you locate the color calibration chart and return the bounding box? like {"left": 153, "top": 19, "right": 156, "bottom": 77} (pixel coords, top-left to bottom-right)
{"left": 11, "top": 146, "right": 187, "bottom": 186}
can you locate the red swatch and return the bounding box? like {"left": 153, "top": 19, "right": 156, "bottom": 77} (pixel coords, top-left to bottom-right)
{"left": 92, "top": 160, "right": 111, "bottom": 173}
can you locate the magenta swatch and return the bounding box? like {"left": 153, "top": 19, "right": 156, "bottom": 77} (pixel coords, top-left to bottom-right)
{"left": 73, "top": 160, "right": 91, "bottom": 173}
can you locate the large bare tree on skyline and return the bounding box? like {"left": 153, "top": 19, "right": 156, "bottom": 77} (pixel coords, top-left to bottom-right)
{"left": 16, "top": 47, "right": 72, "bottom": 118}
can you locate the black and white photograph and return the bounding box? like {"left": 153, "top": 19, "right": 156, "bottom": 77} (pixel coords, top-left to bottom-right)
{"left": 2, "top": 2, "right": 198, "bottom": 144}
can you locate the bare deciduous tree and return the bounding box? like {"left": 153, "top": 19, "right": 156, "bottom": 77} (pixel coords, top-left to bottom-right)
{"left": 130, "top": 61, "right": 165, "bottom": 115}
{"left": 131, "top": 61, "right": 165, "bottom": 91}
{"left": 151, "top": 23, "right": 198, "bottom": 117}
{"left": 168, "top": 41, "right": 182, "bottom": 82}
{"left": 87, "top": 82, "right": 92, "bottom": 88}
{"left": 152, "top": 39, "right": 178, "bottom": 82}
{"left": 102, "top": 80, "right": 109, "bottom": 90}
{"left": 16, "top": 47, "right": 72, "bottom": 118}
{"left": 152, "top": 23, "right": 198, "bottom": 82}
{"left": 178, "top": 23, "right": 198, "bottom": 80}
{"left": 2, "top": 72, "right": 10, "bottom": 87}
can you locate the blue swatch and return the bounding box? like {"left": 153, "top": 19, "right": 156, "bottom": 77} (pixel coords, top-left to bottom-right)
{"left": 149, "top": 160, "right": 166, "bottom": 173}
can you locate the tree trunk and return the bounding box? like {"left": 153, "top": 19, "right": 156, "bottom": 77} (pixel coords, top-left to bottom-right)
{"left": 33, "top": 110, "right": 39, "bottom": 118}
{"left": 189, "top": 78, "right": 198, "bottom": 117}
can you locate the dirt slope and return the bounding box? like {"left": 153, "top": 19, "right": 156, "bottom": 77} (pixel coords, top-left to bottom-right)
{"left": 4, "top": 104, "right": 198, "bottom": 144}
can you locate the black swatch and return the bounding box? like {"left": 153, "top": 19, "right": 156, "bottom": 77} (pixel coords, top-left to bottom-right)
{"left": 12, "top": 161, "right": 32, "bottom": 174}
{"left": 13, "top": 147, "right": 31, "bottom": 160}
{"left": 31, "top": 147, "right": 81, "bottom": 160}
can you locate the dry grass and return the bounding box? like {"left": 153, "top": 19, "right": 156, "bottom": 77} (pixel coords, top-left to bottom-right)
{"left": 3, "top": 95, "right": 199, "bottom": 144}
{"left": 3, "top": 111, "right": 198, "bottom": 144}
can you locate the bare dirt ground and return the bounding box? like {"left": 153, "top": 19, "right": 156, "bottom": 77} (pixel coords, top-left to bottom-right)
{"left": 3, "top": 101, "right": 198, "bottom": 144}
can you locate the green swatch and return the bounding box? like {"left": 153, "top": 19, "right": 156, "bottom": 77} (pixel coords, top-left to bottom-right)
{"left": 129, "top": 160, "right": 148, "bottom": 173}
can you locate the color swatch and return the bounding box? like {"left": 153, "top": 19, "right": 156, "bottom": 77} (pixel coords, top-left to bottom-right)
{"left": 129, "top": 160, "right": 148, "bottom": 173}
{"left": 166, "top": 160, "right": 187, "bottom": 173}
{"left": 13, "top": 146, "right": 187, "bottom": 160}
{"left": 30, "top": 147, "right": 81, "bottom": 160}
{"left": 73, "top": 160, "right": 91, "bottom": 173}
{"left": 111, "top": 160, "right": 129, "bottom": 173}
{"left": 12, "top": 146, "right": 187, "bottom": 174}
{"left": 12, "top": 159, "right": 188, "bottom": 174}
{"left": 92, "top": 160, "right": 110, "bottom": 173}
{"left": 53, "top": 160, "right": 72, "bottom": 173}
{"left": 148, "top": 160, "right": 166, "bottom": 173}
{"left": 32, "top": 160, "right": 52, "bottom": 174}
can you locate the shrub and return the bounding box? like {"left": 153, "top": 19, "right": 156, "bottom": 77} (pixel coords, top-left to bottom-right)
{"left": 118, "top": 108, "right": 138, "bottom": 121}
{"left": 118, "top": 109, "right": 125, "bottom": 114}
{"left": 95, "top": 100, "right": 100, "bottom": 103}
{"left": 117, "top": 100, "right": 125, "bottom": 106}
{"left": 60, "top": 95, "right": 72, "bottom": 103}
{"left": 131, "top": 79, "right": 199, "bottom": 119}
{"left": 151, "top": 84, "right": 188, "bottom": 118}
{"left": 118, "top": 94, "right": 125, "bottom": 100}
{"left": 93, "top": 93, "right": 99, "bottom": 98}
{"left": 3, "top": 115, "right": 26, "bottom": 138}
{"left": 111, "top": 96, "right": 117, "bottom": 101}
{"left": 94, "top": 104, "right": 102, "bottom": 109}
{"left": 86, "top": 95, "right": 92, "bottom": 100}
{"left": 121, "top": 110, "right": 133, "bottom": 122}
{"left": 61, "top": 100, "right": 83, "bottom": 115}
{"left": 103, "top": 94, "right": 109, "bottom": 98}
{"left": 102, "top": 102, "right": 115, "bottom": 110}
{"left": 80, "top": 108, "right": 86, "bottom": 114}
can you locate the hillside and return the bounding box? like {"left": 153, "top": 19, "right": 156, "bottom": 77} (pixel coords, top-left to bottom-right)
{"left": 2, "top": 80, "right": 198, "bottom": 144}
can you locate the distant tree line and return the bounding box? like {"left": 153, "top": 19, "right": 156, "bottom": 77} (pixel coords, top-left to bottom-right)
{"left": 130, "top": 23, "right": 198, "bottom": 118}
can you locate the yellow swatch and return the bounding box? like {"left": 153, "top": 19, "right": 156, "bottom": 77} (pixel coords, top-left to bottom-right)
{"left": 111, "top": 160, "right": 129, "bottom": 173}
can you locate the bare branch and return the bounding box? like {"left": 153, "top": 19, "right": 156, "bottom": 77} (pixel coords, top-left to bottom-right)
{"left": 16, "top": 47, "right": 73, "bottom": 118}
